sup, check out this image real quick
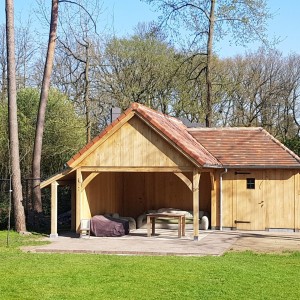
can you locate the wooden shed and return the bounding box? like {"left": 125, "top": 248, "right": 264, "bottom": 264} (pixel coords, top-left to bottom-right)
{"left": 42, "top": 103, "right": 300, "bottom": 238}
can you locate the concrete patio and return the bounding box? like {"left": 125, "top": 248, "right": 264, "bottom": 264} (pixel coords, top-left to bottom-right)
{"left": 21, "top": 229, "right": 300, "bottom": 256}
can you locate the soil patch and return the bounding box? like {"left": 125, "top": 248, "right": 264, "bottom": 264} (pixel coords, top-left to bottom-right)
{"left": 229, "top": 231, "right": 300, "bottom": 253}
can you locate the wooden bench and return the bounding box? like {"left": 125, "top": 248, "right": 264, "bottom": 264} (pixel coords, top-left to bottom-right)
{"left": 146, "top": 213, "right": 186, "bottom": 238}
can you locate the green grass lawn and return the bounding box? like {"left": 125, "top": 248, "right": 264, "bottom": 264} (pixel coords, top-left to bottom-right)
{"left": 0, "top": 231, "right": 300, "bottom": 300}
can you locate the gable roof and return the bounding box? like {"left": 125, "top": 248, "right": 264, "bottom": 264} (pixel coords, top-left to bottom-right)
{"left": 67, "top": 103, "right": 300, "bottom": 170}
{"left": 189, "top": 127, "right": 300, "bottom": 168}
{"left": 67, "top": 103, "right": 221, "bottom": 168}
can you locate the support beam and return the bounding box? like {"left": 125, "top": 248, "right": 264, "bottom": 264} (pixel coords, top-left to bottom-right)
{"left": 50, "top": 181, "right": 58, "bottom": 238}
{"left": 80, "top": 166, "right": 193, "bottom": 173}
{"left": 76, "top": 168, "right": 83, "bottom": 233}
{"left": 81, "top": 172, "right": 98, "bottom": 191}
{"left": 174, "top": 172, "right": 192, "bottom": 191}
{"left": 193, "top": 169, "right": 201, "bottom": 241}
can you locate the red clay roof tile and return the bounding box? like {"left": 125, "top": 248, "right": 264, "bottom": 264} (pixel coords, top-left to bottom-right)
{"left": 132, "top": 104, "right": 221, "bottom": 166}
{"left": 66, "top": 103, "right": 300, "bottom": 169}
{"left": 188, "top": 127, "right": 300, "bottom": 168}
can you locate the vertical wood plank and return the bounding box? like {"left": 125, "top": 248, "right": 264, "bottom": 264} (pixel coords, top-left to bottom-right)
{"left": 264, "top": 170, "right": 270, "bottom": 229}
{"left": 50, "top": 181, "right": 58, "bottom": 238}
{"left": 199, "top": 172, "right": 212, "bottom": 212}
{"left": 232, "top": 171, "right": 237, "bottom": 228}
{"left": 221, "top": 171, "right": 233, "bottom": 228}
{"left": 79, "top": 116, "right": 193, "bottom": 168}
{"left": 193, "top": 169, "right": 201, "bottom": 240}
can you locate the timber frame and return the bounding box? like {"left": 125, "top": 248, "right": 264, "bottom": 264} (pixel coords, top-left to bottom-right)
{"left": 47, "top": 166, "right": 203, "bottom": 240}
{"left": 43, "top": 103, "right": 300, "bottom": 239}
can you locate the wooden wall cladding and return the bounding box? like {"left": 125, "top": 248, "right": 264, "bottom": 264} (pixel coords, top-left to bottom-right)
{"left": 220, "top": 169, "right": 300, "bottom": 231}
{"left": 83, "top": 171, "right": 212, "bottom": 220}
{"left": 79, "top": 116, "right": 193, "bottom": 168}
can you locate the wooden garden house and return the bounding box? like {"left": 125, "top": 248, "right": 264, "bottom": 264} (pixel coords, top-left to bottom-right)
{"left": 41, "top": 103, "right": 300, "bottom": 238}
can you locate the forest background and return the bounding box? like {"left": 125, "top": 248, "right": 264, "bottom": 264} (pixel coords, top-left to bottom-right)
{"left": 1, "top": 0, "right": 300, "bottom": 231}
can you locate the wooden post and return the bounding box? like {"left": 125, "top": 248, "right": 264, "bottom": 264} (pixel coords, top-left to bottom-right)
{"left": 71, "top": 184, "right": 76, "bottom": 231}
{"left": 76, "top": 168, "right": 82, "bottom": 233}
{"left": 50, "top": 181, "right": 58, "bottom": 238}
{"left": 193, "top": 169, "right": 201, "bottom": 241}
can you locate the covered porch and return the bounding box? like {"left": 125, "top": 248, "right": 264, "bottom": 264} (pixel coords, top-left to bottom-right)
{"left": 44, "top": 166, "right": 214, "bottom": 241}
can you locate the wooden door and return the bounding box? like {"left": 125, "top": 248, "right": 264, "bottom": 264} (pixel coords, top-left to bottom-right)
{"left": 235, "top": 172, "right": 265, "bottom": 230}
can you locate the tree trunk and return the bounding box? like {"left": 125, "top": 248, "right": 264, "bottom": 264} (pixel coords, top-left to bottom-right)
{"left": 1, "top": 27, "right": 7, "bottom": 102}
{"left": 205, "top": 0, "right": 215, "bottom": 128}
{"left": 84, "top": 42, "right": 91, "bottom": 143}
{"left": 32, "top": 0, "right": 59, "bottom": 221}
{"left": 5, "top": 0, "right": 27, "bottom": 232}
{"left": 1, "top": 61, "right": 7, "bottom": 102}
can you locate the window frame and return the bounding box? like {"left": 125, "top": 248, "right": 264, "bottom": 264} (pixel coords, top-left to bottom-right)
{"left": 246, "top": 178, "right": 255, "bottom": 189}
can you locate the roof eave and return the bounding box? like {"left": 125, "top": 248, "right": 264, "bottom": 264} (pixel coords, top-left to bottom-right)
{"left": 202, "top": 164, "right": 223, "bottom": 169}
{"left": 40, "top": 167, "right": 75, "bottom": 189}
{"left": 220, "top": 165, "right": 300, "bottom": 169}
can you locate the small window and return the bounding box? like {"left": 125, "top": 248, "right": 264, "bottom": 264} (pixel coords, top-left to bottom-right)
{"left": 247, "top": 178, "right": 255, "bottom": 189}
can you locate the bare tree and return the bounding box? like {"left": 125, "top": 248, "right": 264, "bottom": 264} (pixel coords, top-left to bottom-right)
{"left": 15, "top": 19, "right": 36, "bottom": 89}
{"left": 5, "top": 0, "right": 27, "bottom": 232}
{"left": 32, "top": 0, "right": 59, "bottom": 220}
{"left": 54, "top": 0, "right": 100, "bottom": 143}
{"left": 145, "top": 0, "right": 272, "bottom": 127}
{"left": 217, "top": 49, "right": 300, "bottom": 141}
{"left": 32, "top": 0, "right": 100, "bottom": 222}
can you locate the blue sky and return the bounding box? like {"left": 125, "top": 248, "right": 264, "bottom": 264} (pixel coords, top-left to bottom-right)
{"left": 0, "top": 0, "right": 299, "bottom": 57}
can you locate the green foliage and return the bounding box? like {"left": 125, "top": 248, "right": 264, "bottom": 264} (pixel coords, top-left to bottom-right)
{"left": 0, "top": 234, "right": 300, "bottom": 300}
{"left": 103, "top": 33, "right": 179, "bottom": 113}
{"left": 0, "top": 102, "right": 9, "bottom": 176}
{"left": 0, "top": 88, "right": 86, "bottom": 180}
{"left": 0, "top": 192, "right": 9, "bottom": 229}
{"left": 42, "top": 186, "right": 71, "bottom": 222}
{"left": 214, "top": 49, "right": 300, "bottom": 135}
{"left": 144, "top": 0, "right": 271, "bottom": 49}
{"left": 41, "top": 89, "right": 86, "bottom": 177}
{"left": 284, "top": 136, "right": 300, "bottom": 157}
{"left": 0, "top": 88, "right": 85, "bottom": 226}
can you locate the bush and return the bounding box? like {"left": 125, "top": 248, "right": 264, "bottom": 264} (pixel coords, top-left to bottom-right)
{"left": 0, "top": 185, "right": 10, "bottom": 229}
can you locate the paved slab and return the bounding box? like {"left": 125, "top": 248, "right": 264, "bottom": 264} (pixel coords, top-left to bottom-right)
{"left": 22, "top": 229, "right": 241, "bottom": 256}
{"left": 22, "top": 229, "right": 300, "bottom": 256}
